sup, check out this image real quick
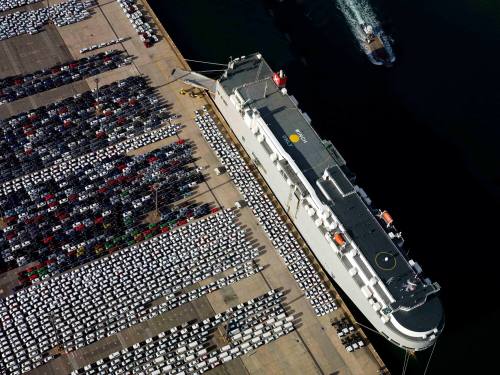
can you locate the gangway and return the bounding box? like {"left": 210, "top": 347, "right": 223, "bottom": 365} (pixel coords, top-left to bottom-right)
{"left": 171, "top": 68, "right": 216, "bottom": 93}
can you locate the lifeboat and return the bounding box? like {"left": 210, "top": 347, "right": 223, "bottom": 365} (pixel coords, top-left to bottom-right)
{"left": 379, "top": 210, "right": 393, "bottom": 227}
{"left": 333, "top": 232, "right": 346, "bottom": 247}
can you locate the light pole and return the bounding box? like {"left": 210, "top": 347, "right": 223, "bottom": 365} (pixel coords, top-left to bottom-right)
{"left": 95, "top": 78, "right": 101, "bottom": 115}
{"left": 152, "top": 183, "right": 160, "bottom": 219}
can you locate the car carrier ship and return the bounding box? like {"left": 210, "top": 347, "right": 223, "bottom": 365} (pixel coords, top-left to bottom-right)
{"left": 174, "top": 53, "right": 444, "bottom": 351}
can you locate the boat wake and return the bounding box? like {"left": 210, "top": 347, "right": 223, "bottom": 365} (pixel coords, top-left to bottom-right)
{"left": 336, "top": 0, "right": 395, "bottom": 63}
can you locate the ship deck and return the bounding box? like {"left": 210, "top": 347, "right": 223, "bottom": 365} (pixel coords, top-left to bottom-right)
{"left": 0, "top": 1, "right": 386, "bottom": 374}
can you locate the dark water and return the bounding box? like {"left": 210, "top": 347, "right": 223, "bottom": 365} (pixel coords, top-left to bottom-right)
{"left": 150, "top": 0, "right": 500, "bottom": 373}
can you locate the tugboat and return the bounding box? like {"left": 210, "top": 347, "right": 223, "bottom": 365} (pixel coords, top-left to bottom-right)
{"left": 336, "top": 0, "right": 396, "bottom": 66}
{"left": 360, "top": 23, "right": 395, "bottom": 66}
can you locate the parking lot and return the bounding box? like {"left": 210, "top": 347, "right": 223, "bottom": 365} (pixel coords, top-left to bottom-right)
{"left": 0, "top": 1, "right": 387, "bottom": 374}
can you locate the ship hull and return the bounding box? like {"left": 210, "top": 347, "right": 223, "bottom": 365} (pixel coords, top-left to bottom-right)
{"left": 214, "top": 88, "right": 441, "bottom": 351}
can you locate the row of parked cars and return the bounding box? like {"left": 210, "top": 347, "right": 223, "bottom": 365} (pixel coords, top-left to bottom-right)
{"left": 117, "top": 0, "right": 158, "bottom": 48}
{"left": 72, "top": 290, "right": 295, "bottom": 374}
{"left": 331, "top": 317, "right": 366, "bottom": 352}
{"left": 195, "top": 108, "right": 338, "bottom": 317}
{"left": 332, "top": 316, "right": 356, "bottom": 337}
{"left": 0, "top": 122, "right": 180, "bottom": 199}
{"left": 55, "top": 221, "right": 256, "bottom": 352}
{"left": 0, "top": 50, "right": 131, "bottom": 105}
{"left": 342, "top": 334, "right": 366, "bottom": 352}
{"left": 0, "top": 140, "right": 205, "bottom": 282}
{"left": 0, "top": 0, "right": 93, "bottom": 40}
{"left": 0, "top": 210, "right": 255, "bottom": 373}
{"left": 0, "top": 76, "right": 170, "bottom": 182}
{"left": 0, "top": 0, "right": 42, "bottom": 12}
{"left": 79, "top": 37, "right": 126, "bottom": 54}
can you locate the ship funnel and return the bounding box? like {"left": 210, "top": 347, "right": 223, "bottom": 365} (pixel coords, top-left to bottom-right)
{"left": 273, "top": 70, "right": 287, "bottom": 88}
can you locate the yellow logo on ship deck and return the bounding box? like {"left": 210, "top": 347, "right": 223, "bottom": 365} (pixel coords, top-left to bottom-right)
{"left": 289, "top": 133, "right": 300, "bottom": 143}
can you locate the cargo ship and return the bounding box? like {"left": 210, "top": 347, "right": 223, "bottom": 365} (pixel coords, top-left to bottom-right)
{"left": 175, "top": 53, "right": 444, "bottom": 351}
{"left": 337, "top": 0, "right": 395, "bottom": 66}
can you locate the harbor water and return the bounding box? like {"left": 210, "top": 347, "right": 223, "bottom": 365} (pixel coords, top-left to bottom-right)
{"left": 149, "top": 0, "right": 500, "bottom": 373}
